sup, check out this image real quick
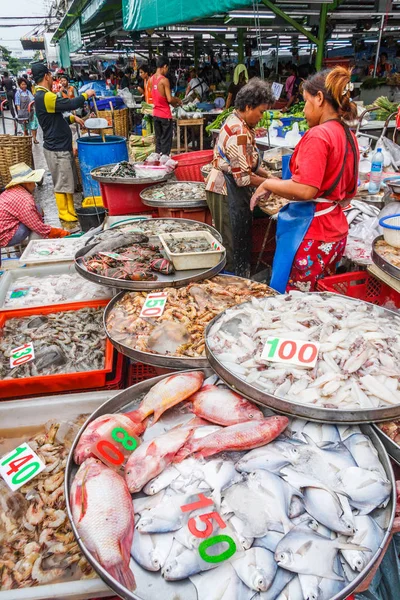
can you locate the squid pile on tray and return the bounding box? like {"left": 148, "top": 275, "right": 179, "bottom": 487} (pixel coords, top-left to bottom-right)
{"left": 70, "top": 372, "right": 391, "bottom": 599}
{"left": 106, "top": 276, "right": 275, "bottom": 358}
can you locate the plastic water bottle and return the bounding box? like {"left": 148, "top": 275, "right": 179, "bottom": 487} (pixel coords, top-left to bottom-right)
{"left": 368, "top": 148, "right": 384, "bottom": 194}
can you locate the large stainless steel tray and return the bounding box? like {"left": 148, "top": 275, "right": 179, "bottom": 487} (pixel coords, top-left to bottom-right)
{"left": 108, "top": 216, "right": 222, "bottom": 243}
{"left": 372, "top": 235, "right": 400, "bottom": 281}
{"left": 65, "top": 370, "right": 395, "bottom": 600}
{"left": 373, "top": 423, "right": 400, "bottom": 466}
{"left": 139, "top": 181, "right": 207, "bottom": 209}
{"left": 103, "top": 275, "right": 275, "bottom": 370}
{"left": 205, "top": 292, "right": 400, "bottom": 424}
{"left": 91, "top": 164, "right": 173, "bottom": 186}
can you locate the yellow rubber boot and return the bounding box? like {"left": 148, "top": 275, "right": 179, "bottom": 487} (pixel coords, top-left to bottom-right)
{"left": 55, "top": 193, "right": 78, "bottom": 222}
{"left": 66, "top": 193, "right": 78, "bottom": 218}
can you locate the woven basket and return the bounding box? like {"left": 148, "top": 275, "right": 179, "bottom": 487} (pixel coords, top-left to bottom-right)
{"left": 0, "top": 135, "right": 33, "bottom": 187}
{"left": 97, "top": 107, "right": 130, "bottom": 139}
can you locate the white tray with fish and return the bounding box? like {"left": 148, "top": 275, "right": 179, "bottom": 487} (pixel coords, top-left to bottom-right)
{"left": 205, "top": 292, "right": 400, "bottom": 423}
{"left": 372, "top": 235, "right": 400, "bottom": 282}
{"left": 75, "top": 227, "right": 226, "bottom": 291}
{"left": 0, "top": 264, "right": 111, "bottom": 311}
{"left": 65, "top": 370, "right": 395, "bottom": 600}
{"left": 0, "top": 390, "right": 118, "bottom": 600}
{"left": 104, "top": 276, "right": 275, "bottom": 370}
{"left": 19, "top": 238, "right": 85, "bottom": 265}
{"left": 159, "top": 231, "right": 225, "bottom": 271}
{"left": 140, "top": 182, "right": 207, "bottom": 209}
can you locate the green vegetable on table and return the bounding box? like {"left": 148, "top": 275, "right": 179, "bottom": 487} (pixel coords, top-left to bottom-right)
{"left": 367, "top": 96, "right": 399, "bottom": 121}
{"left": 206, "top": 108, "right": 234, "bottom": 134}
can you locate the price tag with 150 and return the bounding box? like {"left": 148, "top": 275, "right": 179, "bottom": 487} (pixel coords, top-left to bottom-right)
{"left": 261, "top": 337, "right": 320, "bottom": 368}
{"left": 139, "top": 292, "right": 168, "bottom": 318}
{"left": 0, "top": 443, "right": 45, "bottom": 491}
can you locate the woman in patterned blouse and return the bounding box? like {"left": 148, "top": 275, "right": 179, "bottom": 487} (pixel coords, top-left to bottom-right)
{"left": 205, "top": 78, "right": 274, "bottom": 276}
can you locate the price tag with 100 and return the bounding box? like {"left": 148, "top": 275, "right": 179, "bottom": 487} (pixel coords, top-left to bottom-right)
{"left": 261, "top": 337, "right": 320, "bottom": 368}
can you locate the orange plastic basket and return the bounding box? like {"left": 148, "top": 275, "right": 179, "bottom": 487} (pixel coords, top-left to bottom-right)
{"left": 0, "top": 300, "right": 114, "bottom": 399}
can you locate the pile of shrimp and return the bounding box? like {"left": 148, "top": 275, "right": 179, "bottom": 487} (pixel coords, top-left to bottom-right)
{"left": 0, "top": 420, "right": 95, "bottom": 590}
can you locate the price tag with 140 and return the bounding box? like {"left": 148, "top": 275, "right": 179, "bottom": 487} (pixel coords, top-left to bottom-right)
{"left": 139, "top": 292, "right": 168, "bottom": 318}
{"left": 261, "top": 337, "right": 320, "bottom": 368}
{"left": 0, "top": 443, "right": 45, "bottom": 491}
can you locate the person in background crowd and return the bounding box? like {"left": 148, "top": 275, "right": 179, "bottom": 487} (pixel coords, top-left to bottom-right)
{"left": 185, "top": 68, "right": 209, "bottom": 101}
{"left": 58, "top": 75, "right": 78, "bottom": 99}
{"left": 285, "top": 64, "right": 298, "bottom": 101}
{"left": 32, "top": 62, "right": 96, "bottom": 222}
{"left": 22, "top": 73, "right": 33, "bottom": 93}
{"left": 377, "top": 52, "right": 391, "bottom": 77}
{"left": 152, "top": 57, "right": 182, "bottom": 155}
{"left": 15, "top": 78, "right": 39, "bottom": 144}
{"left": 394, "top": 48, "right": 400, "bottom": 73}
{"left": 119, "top": 68, "right": 133, "bottom": 90}
{"left": 138, "top": 64, "right": 153, "bottom": 104}
{"left": 0, "top": 163, "right": 69, "bottom": 250}
{"left": 52, "top": 74, "right": 61, "bottom": 93}
{"left": 206, "top": 79, "right": 274, "bottom": 277}
{"left": 226, "top": 65, "right": 249, "bottom": 109}
{"left": 104, "top": 67, "right": 117, "bottom": 89}
{"left": 251, "top": 67, "right": 359, "bottom": 293}
{"left": 284, "top": 64, "right": 309, "bottom": 111}
{"left": 2, "top": 71, "right": 17, "bottom": 118}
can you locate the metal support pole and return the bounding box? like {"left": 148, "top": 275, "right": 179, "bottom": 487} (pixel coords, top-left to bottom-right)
{"left": 373, "top": 14, "right": 385, "bottom": 78}
{"left": 315, "top": 3, "right": 328, "bottom": 71}
{"left": 194, "top": 39, "right": 199, "bottom": 70}
{"left": 275, "top": 38, "right": 279, "bottom": 75}
{"left": 238, "top": 29, "right": 245, "bottom": 63}
{"left": 261, "top": 0, "right": 319, "bottom": 45}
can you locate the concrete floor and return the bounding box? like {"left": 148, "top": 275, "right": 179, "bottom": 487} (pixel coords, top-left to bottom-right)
{"left": 3, "top": 113, "right": 82, "bottom": 233}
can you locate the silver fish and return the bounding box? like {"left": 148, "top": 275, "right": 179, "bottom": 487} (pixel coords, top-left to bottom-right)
{"left": 341, "top": 515, "right": 384, "bottom": 572}
{"left": 275, "top": 525, "right": 366, "bottom": 580}
{"left": 335, "top": 467, "right": 391, "bottom": 514}
{"left": 248, "top": 470, "right": 302, "bottom": 534}
{"left": 202, "top": 459, "right": 243, "bottom": 506}
{"left": 302, "top": 486, "right": 355, "bottom": 535}
{"left": 337, "top": 424, "right": 362, "bottom": 441}
{"left": 130, "top": 531, "right": 173, "bottom": 572}
{"left": 253, "top": 531, "right": 285, "bottom": 553}
{"left": 136, "top": 492, "right": 203, "bottom": 533}
{"left": 133, "top": 490, "right": 166, "bottom": 514}
{"left": 344, "top": 433, "right": 386, "bottom": 477}
{"left": 229, "top": 515, "right": 255, "bottom": 550}
{"left": 256, "top": 568, "right": 294, "bottom": 600}
{"left": 298, "top": 574, "right": 320, "bottom": 600}
{"left": 302, "top": 435, "right": 357, "bottom": 472}
{"left": 236, "top": 442, "right": 295, "bottom": 474}
{"left": 162, "top": 540, "right": 217, "bottom": 580}
{"left": 232, "top": 547, "right": 277, "bottom": 592}
{"left": 288, "top": 495, "right": 305, "bottom": 519}
{"left": 190, "top": 563, "right": 255, "bottom": 600}
{"left": 143, "top": 466, "right": 180, "bottom": 495}
{"left": 298, "top": 422, "right": 340, "bottom": 444}
{"left": 276, "top": 576, "right": 304, "bottom": 600}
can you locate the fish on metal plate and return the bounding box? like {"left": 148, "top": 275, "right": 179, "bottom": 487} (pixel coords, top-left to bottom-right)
{"left": 70, "top": 458, "right": 135, "bottom": 589}
{"left": 335, "top": 466, "right": 391, "bottom": 514}
{"left": 125, "top": 425, "right": 196, "bottom": 493}
{"left": 161, "top": 539, "right": 217, "bottom": 580}
{"left": 235, "top": 440, "right": 299, "bottom": 474}
{"left": 255, "top": 567, "right": 294, "bottom": 600}
{"left": 253, "top": 531, "right": 285, "bottom": 553}
{"left": 248, "top": 470, "right": 302, "bottom": 534}
{"left": 344, "top": 433, "right": 386, "bottom": 477}
{"left": 190, "top": 563, "right": 255, "bottom": 600}
{"left": 143, "top": 466, "right": 180, "bottom": 495}
{"left": 341, "top": 515, "right": 384, "bottom": 572}
{"left": 174, "top": 416, "right": 289, "bottom": 461}
{"left": 294, "top": 422, "right": 340, "bottom": 445}
{"left": 133, "top": 490, "right": 167, "bottom": 514}
{"left": 274, "top": 525, "right": 367, "bottom": 580}
{"left": 229, "top": 515, "right": 255, "bottom": 550}
{"left": 190, "top": 384, "right": 263, "bottom": 425}
{"left": 302, "top": 434, "right": 357, "bottom": 472}
{"left": 136, "top": 492, "right": 207, "bottom": 533}
{"left": 232, "top": 547, "right": 277, "bottom": 592}
{"left": 201, "top": 458, "right": 243, "bottom": 505}
{"left": 73, "top": 413, "right": 146, "bottom": 465}
{"left": 129, "top": 371, "right": 204, "bottom": 423}
{"left": 274, "top": 576, "right": 304, "bottom": 600}
{"left": 288, "top": 495, "right": 305, "bottom": 519}
{"left": 302, "top": 485, "right": 355, "bottom": 535}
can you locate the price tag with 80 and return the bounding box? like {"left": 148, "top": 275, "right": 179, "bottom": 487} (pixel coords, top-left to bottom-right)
{"left": 261, "top": 336, "right": 320, "bottom": 368}
{"left": 91, "top": 425, "right": 139, "bottom": 470}
{"left": 0, "top": 443, "right": 45, "bottom": 491}
{"left": 180, "top": 493, "right": 237, "bottom": 564}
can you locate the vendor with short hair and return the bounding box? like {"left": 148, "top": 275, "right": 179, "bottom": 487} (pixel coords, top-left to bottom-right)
{"left": 0, "top": 163, "right": 69, "bottom": 249}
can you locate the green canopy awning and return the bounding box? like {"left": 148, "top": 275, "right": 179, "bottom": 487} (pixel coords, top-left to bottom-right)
{"left": 122, "top": 0, "right": 250, "bottom": 30}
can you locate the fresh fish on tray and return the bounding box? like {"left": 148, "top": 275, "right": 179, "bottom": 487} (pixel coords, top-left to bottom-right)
{"left": 115, "top": 219, "right": 216, "bottom": 237}
{"left": 0, "top": 307, "right": 106, "bottom": 379}
{"left": 163, "top": 234, "right": 212, "bottom": 254}
{"left": 70, "top": 372, "right": 391, "bottom": 600}
{"left": 208, "top": 292, "right": 400, "bottom": 410}
{"left": 141, "top": 182, "right": 206, "bottom": 203}
{"left": 92, "top": 161, "right": 137, "bottom": 179}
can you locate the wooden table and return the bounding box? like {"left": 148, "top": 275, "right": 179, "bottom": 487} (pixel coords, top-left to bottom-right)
{"left": 176, "top": 118, "right": 205, "bottom": 153}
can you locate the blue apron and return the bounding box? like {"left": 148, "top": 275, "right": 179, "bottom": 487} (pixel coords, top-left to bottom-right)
{"left": 269, "top": 120, "right": 358, "bottom": 293}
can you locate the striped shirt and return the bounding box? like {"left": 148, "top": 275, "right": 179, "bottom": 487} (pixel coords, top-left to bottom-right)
{"left": 0, "top": 186, "right": 51, "bottom": 246}
{"left": 205, "top": 111, "right": 259, "bottom": 196}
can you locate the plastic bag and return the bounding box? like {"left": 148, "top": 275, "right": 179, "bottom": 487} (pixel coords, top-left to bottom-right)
{"left": 345, "top": 216, "right": 380, "bottom": 265}
{"left": 379, "top": 137, "right": 400, "bottom": 171}
{"left": 117, "top": 88, "right": 135, "bottom": 108}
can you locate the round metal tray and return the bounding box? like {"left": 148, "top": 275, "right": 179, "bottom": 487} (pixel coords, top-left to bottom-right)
{"left": 205, "top": 292, "right": 400, "bottom": 424}
{"left": 65, "top": 369, "right": 395, "bottom": 600}
{"left": 90, "top": 164, "right": 173, "bottom": 186}
{"left": 372, "top": 235, "right": 400, "bottom": 281}
{"left": 108, "top": 217, "right": 222, "bottom": 244}
{"left": 103, "top": 274, "right": 264, "bottom": 369}
{"left": 140, "top": 181, "right": 207, "bottom": 209}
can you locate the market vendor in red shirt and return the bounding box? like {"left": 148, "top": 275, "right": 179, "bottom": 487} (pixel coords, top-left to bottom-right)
{"left": 0, "top": 162, "right": 70, "bottom": 249}
{"left": 251, "top": 66, "right": 359, "bottom": 292}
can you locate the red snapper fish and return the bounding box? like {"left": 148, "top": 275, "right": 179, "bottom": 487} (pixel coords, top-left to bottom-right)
{"left": 190, "top": 384, "right": 264, "bottom": 425}
{"left": 125, "top": 426, "right": 195, "bottom": 493}
{"left": 70, "top": 458, "right": 135, "bottom": 589}
{"left": 73, "top": 413, "right": 146, "bottom": 465}
{"left": 174, "top": 416, "right": 289, "bottom": 461}
{"left": 129, "top": 371, "right": 204, "bottom": 424}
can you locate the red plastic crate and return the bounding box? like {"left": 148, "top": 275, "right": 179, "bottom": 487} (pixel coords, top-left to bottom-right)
{"left": 317, "top": 271, "right": 400, "bottom": 308}
{"left": 173, "top": 150, "right": 213, "bottom": 182}
{"left": 128, "top": 361, "right": 158, "bottom": 386}
{"left": 99, "top": 181, "right": 158, "bottom": 216}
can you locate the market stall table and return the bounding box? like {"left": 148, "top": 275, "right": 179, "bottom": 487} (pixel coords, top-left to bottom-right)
{"left": 176, "top": 117, "right": 205, "bottom": 153}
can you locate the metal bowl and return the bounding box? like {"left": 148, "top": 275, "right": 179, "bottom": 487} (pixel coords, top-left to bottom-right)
{"left": 205, "top": 292, "right": 400, "bottom": 424}
{"left": 65, "top": 369, "right": 395, "bottom": 600}
{"left": 372, "top": 235, "right": 400, "bottom": 282}
{"left": 108, "top": 217, "right": 223, "bottom": 244}
{"left": 383, "top": 177, "right": 400, "bottom": 196}
{"left": 139, "top": 181, "right": 207, "bottom": 209}
{"left": 90, "top": 163, "right": 173, "bottom": 185}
